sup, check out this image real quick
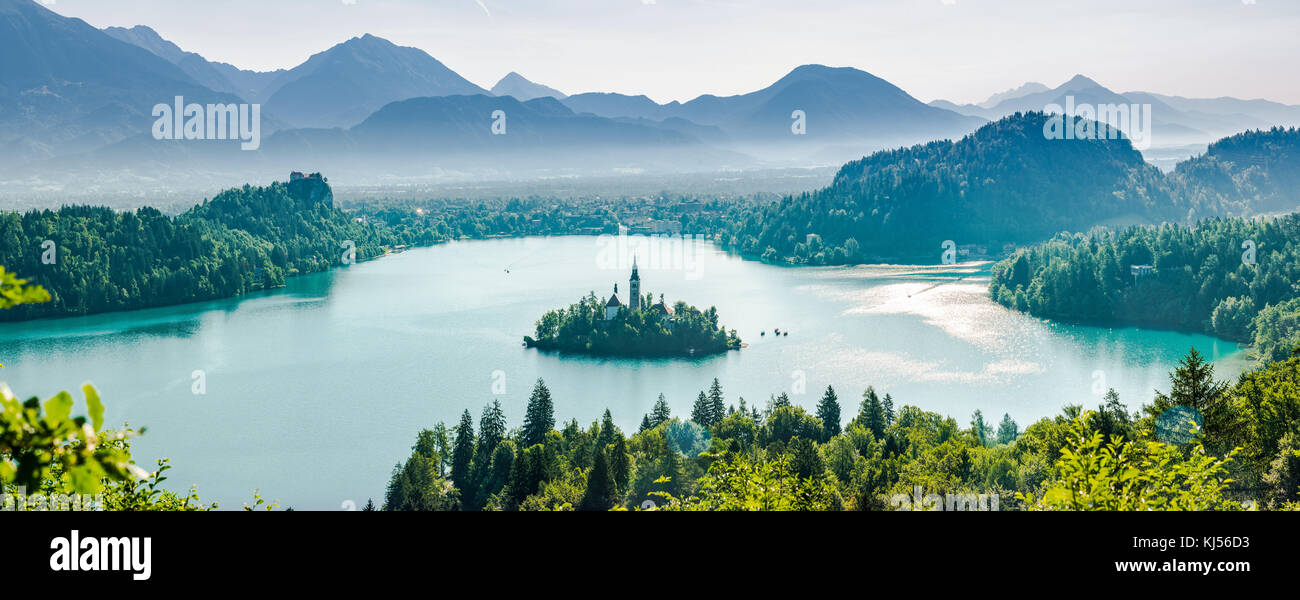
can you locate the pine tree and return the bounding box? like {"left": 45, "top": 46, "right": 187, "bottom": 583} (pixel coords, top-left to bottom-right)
{"left": 477, "top": 440, "right": 516, "bottom": 505}
{"left": 970, "top": 409, "right": 993, "bottom": 446}
{"left": 581, "top": 447, "right": 617, "bottom": 511}
{"left": 610, "top": 436, "right": 631, "bottom": 495}
{"left": 996, "top": 413, "right": 1019, "bottom": 445}
{"left": 650, "top": 393, "right": 672, "bottom": 426}
{"left": 506, "top": 444, "right": 531, "bottom": 508}
{"left": 882, "top": 394, "right": 895, "bottom": 425}
{"left": 598, "top": 408, "right": 619, "bottom": 449}
{"left": 853, "top": 386, "right": 886, "bottom": 438}
{"left": 521, "top": 378, "right": 554, "bottom": 448}
{"left": 788, "top": 436, "right": 825, "bottom": 480}
{"left": 477, "top": 400, "right": 507, "bottom": 461}
{"left": 1147, "top": 349, "right": 1230, "bottom": 449}
{"left": 1096, "top": 388, "right": 1133, "bottom": 442}
{"left": 691, "top": 391, "right": 712, "bottom": 426}
{"left": 639, "top": 414, "right": 653, "bottom": 433}
{"left": 816, "top": 385, "right": 841, "bottom": 441}
{"left": 431, "top": 422, "right": 451, "bottom": 477}
{"left": 707, "top": 378, "right": 726, "bottom": 426}
{"left": 450, "top": 410, "right": 475, "bottom": 494}
{"left": 467, "top": 400, "right": 507, "bottom": 509}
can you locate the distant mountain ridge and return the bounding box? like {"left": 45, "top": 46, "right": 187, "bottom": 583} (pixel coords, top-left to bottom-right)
{"left": 261, "top": 34, "right": 489, "bottom": 128}
{"left": 0, "top": 0, "right": 245, "bottom": 162}
{"left": 932, "top": 74, "right": 1300, "bottom": 146}
{"left": 563, "top": 65, "right": 985, "bottom": 145}
{"left": 103, "top": 25, "right": 284, "bottom": 101}
{"left": 491, "top": 72, "right": 566, "bottom": 100}
{"left": 6, "top": 0, "right": 1300, "bottom": 187}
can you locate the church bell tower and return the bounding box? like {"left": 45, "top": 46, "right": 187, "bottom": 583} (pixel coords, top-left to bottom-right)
{"left": 629, "top": 257, "right": 641, "bottom": 310}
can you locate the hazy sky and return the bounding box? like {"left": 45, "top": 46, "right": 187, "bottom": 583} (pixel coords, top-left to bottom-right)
{"left": 42, "top": 0, "right": 1300, "bottom": 105}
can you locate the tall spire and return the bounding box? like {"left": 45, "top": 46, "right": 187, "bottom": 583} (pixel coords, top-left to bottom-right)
{"left": 629, "top": 256, "right": 641, "bottom": 310}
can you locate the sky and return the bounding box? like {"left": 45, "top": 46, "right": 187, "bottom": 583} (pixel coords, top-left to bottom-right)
{"left": 39, "top": 0, "right": 1300, "bottom": 105}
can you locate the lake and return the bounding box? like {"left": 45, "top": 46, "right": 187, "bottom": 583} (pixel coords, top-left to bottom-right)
{"left": 0, "top": 236, "right": 1250, "bottom": 509}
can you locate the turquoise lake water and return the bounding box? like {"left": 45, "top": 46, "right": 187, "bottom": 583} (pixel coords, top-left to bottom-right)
{"left": 0, "top": 236, "right": 1250, "bottom": 509}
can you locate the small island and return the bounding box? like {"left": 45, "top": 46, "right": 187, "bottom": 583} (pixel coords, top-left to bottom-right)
{"left": 524, "top": 259, "right": 741, "bottom": 357}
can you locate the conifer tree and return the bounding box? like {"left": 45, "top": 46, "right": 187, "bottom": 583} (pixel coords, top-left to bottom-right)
{"left": 650, "top": 393, "right": 672, "bottom": 427}
{"left": 816, "top": 385, "right": 842, "bottom": 441}
{"left": 691, "top": 391, "right": 712, "bottom": 426}
{"left": 853, "top": 386, "right": 886, "bottom": 438}
{"left": 467, "top": 400, "right": 507, "bottom": 509}
{"left": 598, "top": 408, "right": 619, "bottom": 449}
{"left": 708, "top": 378, "right": 726, "bottom": 426}
{"left": 522, "top": 378, "right": 554, "bottom": 448}
{"left": 581, "top": 447, "right": 617, "bottom": 511}
{"left": 996, "top": 413, "right": 1019, "bottom": 445}
{"left": 450, "top": 410, "right": 475, "bottom": 493}
{"left": 610, "top": 436, "right": 631, "bottom": 495}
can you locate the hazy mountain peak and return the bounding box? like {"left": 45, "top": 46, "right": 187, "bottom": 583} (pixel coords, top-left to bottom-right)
{"left": 1060, "top": 74, "right": 1103, "bottom": 91}
{"left": 491, "top": 71, "right": 567, "bottom": 100}
{"left": 263, "top": 32, "right": 488, "bottom": 128}
{"left": 978, "top": 82, "right": 1050, "bottom": 108}
{"left": 102, "top": 25, "right": 186, "bottom": 63}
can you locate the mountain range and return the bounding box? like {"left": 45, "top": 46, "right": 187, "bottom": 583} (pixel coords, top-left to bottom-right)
{"left": 4, "top": 0, "right": 1300, "bottom": 189}
{"left": 930, "top": 75, "right": 1300, "bottom": 145}
{"left": 491, "top": 72, "right": 566, "bottom": 101}
{"left": 0, "top": 0, "right": 244, "bottom": 162}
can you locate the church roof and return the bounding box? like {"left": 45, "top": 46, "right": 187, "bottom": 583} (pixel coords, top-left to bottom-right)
{"left": 606, "top": 294, "right": 622, "bottom": 307}
{"left": 651, "top": 301, "right": 673, "bottom": 315}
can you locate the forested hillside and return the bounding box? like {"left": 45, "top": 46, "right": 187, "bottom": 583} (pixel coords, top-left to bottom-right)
{"left": 988, "top": 215, "right": 1300, "bottom": 361}
{"left": 1171, "top": 126, "right": 1300, "bottom": 218}
{"left": 708, "top": 112, "right": 1179, "bottom": 263}
{"left": 0, "top": 176, "right": 390, "bottom": 321}
{"left": 705, "top": 117, "right": 1300, "bottom": 265}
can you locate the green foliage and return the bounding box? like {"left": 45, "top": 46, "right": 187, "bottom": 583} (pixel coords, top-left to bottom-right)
{"left": 0, "top": 383, "right": 139, "bottom": 494}
{"left": 651, "top": 452, "right": 837, "bottom": 511}
{"left": 0, "top": 265, "right": 49, "bottom": 310}
{"left": 996, "top": 413, "right": 1019, "bottom": 445}
{"left": 0, "top": 179, "right": 397, "bottom": 321}
{"left": 988, "top": 214, "right": 1300, "bottom": 352}
{"left": 850, "top": 386, "right": 887, "bottom": 438}
{"left": 1019, "top": 411, "right": 1242, "bottom": 511}
{"left": 816, "top": 385, "right": 841, "bottom": 441}
{"left": 384, "top": 429, "right": 459, "bottom": 511}
{"left": 521, "top": 379, "right": 554, "bottom": 448}
{"left": 1, "top": 271, "right": 213, "bottom": 511}
{"left": 378, "top": 349, "right": 1300, "bottom": 512}
{"left": 760, "top": 405, "right": 822, "bottom": 448}
{"left": 102, "top": 459, "right": 217, "bottom": 511}
{"left": 708, "top": 112, "right": 1176, "bottom": 264}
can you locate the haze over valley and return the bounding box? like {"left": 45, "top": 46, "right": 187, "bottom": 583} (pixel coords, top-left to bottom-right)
{"left": 4, "top": 0, "right": 1299, "bottom": 204}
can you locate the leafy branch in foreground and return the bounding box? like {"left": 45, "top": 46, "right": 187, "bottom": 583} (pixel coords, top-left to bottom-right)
{"left": 2, "top": 263, "right": 218, "bottom": 510}
{"left": 0, "top": 265, "right": 49, "bottom": 310}
{"left": 648, "top": 452, "right": 838, "bottom": 511}
{"left": 1019, "top": 411, "right": 1242, "bottom": 511}
{"left": 0, "top": 383, "right": 143, "bottom": 494}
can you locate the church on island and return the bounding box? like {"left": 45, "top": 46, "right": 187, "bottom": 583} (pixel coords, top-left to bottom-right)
{"left": 603, "top": 258, "right": 675, "bottom": 321}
